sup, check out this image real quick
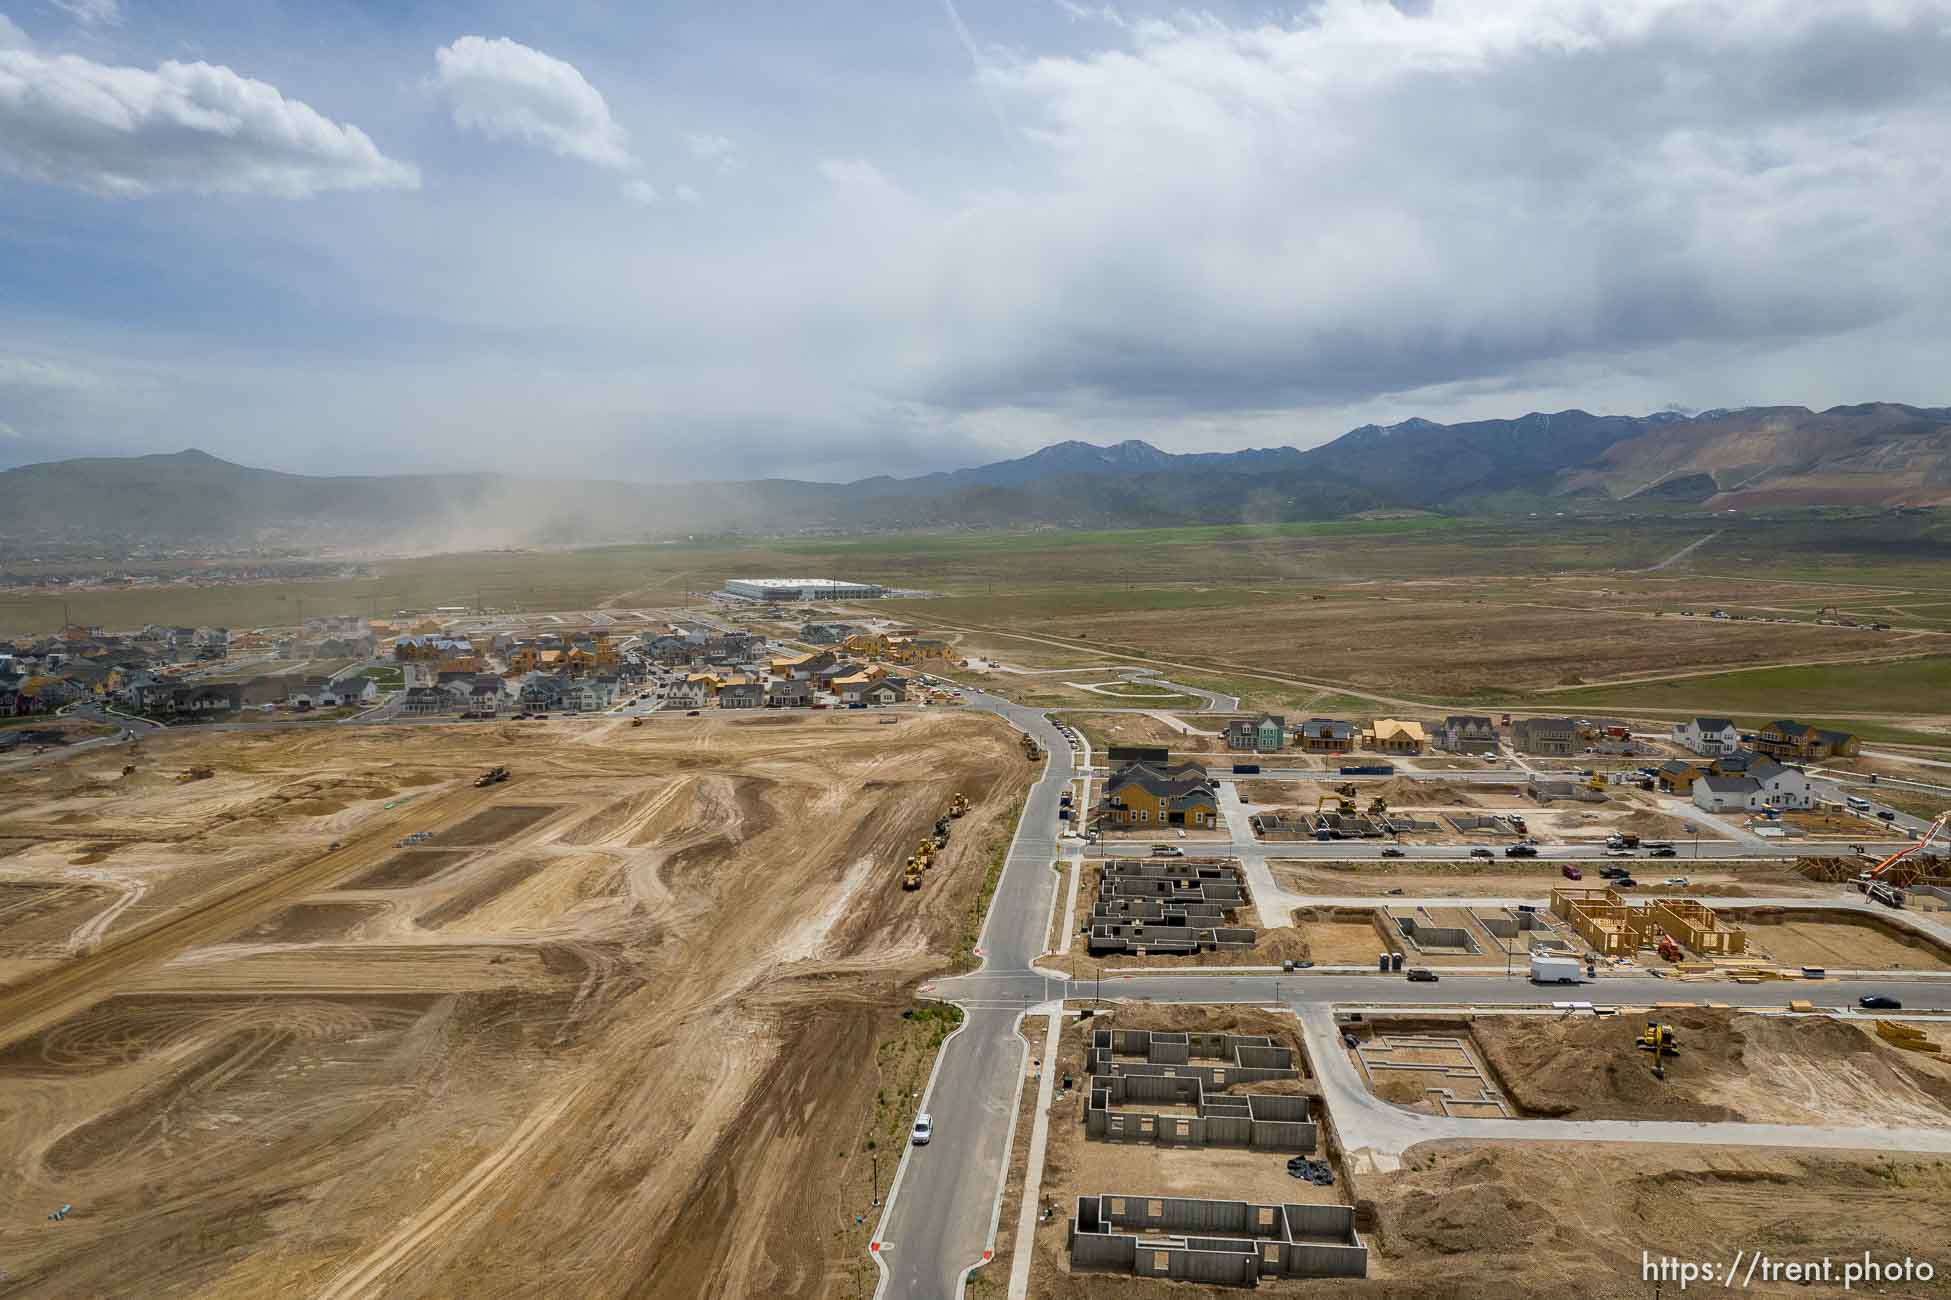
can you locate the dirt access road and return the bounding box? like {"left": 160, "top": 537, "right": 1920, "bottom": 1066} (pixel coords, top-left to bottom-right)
{"left": 0, "top": 710, "right": 1028, "bottom": 1299}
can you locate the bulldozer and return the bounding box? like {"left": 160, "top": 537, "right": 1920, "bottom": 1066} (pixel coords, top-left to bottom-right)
{"left": 1636, "top": 1021, "right": 1679, "bottom": 1078}
{"left": 916, "top": 838, "right": 936, "bottom": 868}
{"left": 932, "top": 816, "right": 951, "bottom": 849}
{"left": 901, "top": 858, "right": 923, "bottom": 890}
{"left": 474, "top": 765, "right": 510, "bottom": 788}
{"left": 176, "top": 767, "right": 214, "bottom": 784}
{"left": 1366, "top": 796, "right": 1389, "bottom": 818}
{"left": 949, "top": 792, "right": 970, "bottom": 818}
{"left": 121, "top": 763, "right": 137, "bottom": 777}
{"left": 630, "top": 717, "right": 644, "bottom": 727}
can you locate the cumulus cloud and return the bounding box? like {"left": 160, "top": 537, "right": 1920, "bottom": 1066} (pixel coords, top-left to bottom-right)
{"left": 0, "top": 47, "right": 419, "bottom": 197}
{"left": 0, "top": 13, "right": 29, "bottom": 48}
{"left": 892, "top": 0, "right": 1951, "bottom": 414}
{"left": 620, "top": 177, "right": 657, "bottom": 205}
{"left": 433, "top": 35, "right": 632, "bottom": 168}
{"left": 50, "top": 0, "right": 120, "bottom": 27}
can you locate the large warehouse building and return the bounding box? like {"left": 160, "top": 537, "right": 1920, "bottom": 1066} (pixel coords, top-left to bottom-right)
{"left": 724, "top": 577, "right": 887, "bottom": 602}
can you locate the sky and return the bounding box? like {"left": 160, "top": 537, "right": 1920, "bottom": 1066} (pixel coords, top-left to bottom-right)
{"left": 2, "top": 0, "right": 1949, "bottom": 483}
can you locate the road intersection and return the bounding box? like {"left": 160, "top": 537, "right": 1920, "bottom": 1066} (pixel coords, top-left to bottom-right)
{"left": 869, "top": 693, "right": 1951, "bottom": 1300}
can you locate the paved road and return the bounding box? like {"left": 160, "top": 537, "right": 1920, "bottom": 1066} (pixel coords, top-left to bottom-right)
{"left": 871, "top": 691, "right": 1073, "bottom": 1300}
{"left": 1096, "top": 835, "right": 1915, "bottom": 862}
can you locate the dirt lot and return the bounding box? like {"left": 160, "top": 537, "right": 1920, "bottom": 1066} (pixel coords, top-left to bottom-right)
{"left": 1470, "top": 1009, "right": 1951, "bottom": 1127}
{"left": 1354, "top": 1143, "right": 1951, "bottom": 1299}
{"left": 1723, "top": 907, "right": 1951, "bottom": 970}
{"left": 0, "top": 709, "right": 1029, "bottom": 1299}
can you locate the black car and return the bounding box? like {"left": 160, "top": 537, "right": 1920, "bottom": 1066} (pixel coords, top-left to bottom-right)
{"left": 1859, "top": 994, "right": 1903, "bottom": 1010}
{"left": 1405, "top": 968, "right": 1439, "bottom": 982}
{"left": 1505, "top": 844, "right": 1538, "bottom": 858}
{"left": 1469, "top": 847, "right": 1494, "bottom": 859}
{"left": 1878, "top": 810, "right": 1897, "bottom": 821}
{"left": 1648, "top": 846, "right": 1678, "bottom": 858}
{"left": 1381, "top": 846, "right": 1405, "bottom": 858}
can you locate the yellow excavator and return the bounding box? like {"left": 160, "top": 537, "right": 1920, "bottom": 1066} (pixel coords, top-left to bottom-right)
{"left": 949, "top": 792, "right": 970, "bottom": 818}
{"left": 1315, "top": 792, "right": 1357, "bottom": 818}
{"left": 1637, "top": 1021, "right": 1679, "bottom": 1079}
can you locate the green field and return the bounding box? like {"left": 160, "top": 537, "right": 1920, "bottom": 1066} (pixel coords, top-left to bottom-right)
{"left": 1543, "top": 656, "right": 1951, "bottom": 719}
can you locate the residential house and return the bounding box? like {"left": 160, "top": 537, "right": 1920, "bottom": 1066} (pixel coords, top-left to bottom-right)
{"left": 1438, "top": 715, "right": 1498, "bottom": 753}
{"left": 400, "top": 686, "right": 451, "bottom": 716}
{"left": 1510, "top": 717, "right": 1577, "bottom": 757}
{"left": 718, "top": 682, "right": 765, "bottom": 709}
{"left": 1365, "top": 719, "right": 1428, "bottom": 755}
{"left": 1674, "top": 717, "right": 1741, "bottom": 756}
{"left": 1656, "top": 758, "right": 1706, "bottom": 793}
{"left": 1223, "top": 713, "right": 1286, "bottom": 753}
{"left": 1294, "top": 719, "right": 1357, "bottom": 753}
{"left": 1709, "top": 750, "right": 1767, "bottom": 776}
{"left": 136, "top": 681, "right": 242, "bottom": 718}
{"left": 766, "top": 678, "right": 813, "bottom": 708}
{"left": 1754, "top": 720, "right": 1863, "bottom": 762}
{"left": 1693, "top": 774, "right": 1762, "bottom": 813}
{"left": 664, "top": 678, "right": 709, "bottom": 709}
{"left": 1095, "top": 760, "right": 1217, "bottom": 829}
{"left": 465, "top": 676, "right": 505, "bottom": 716}
{"left": 801, "top": 622, "right": 855, "bottom": 645}
{"left": 815, "top": 660, "right": 865, "bottom": 690}
{"left": 859, "top": 678, "right": 907, "bottom": 707}
{"left": 320, "top": 677, "right": 377, "bottom": 709}
{"left": 1745, "top": 757, "right": 1812, "bottom": 809}
{"left": 785, "top": 651, "right": 837, "bottom": 681}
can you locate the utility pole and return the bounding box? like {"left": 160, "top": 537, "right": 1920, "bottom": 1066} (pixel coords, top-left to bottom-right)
{"left": 870, "top": 1149, "right": 880, "bottom": 1207}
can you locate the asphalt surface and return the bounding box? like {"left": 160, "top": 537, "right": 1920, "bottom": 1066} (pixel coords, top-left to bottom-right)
{"left": 870, "top": 691, "right": 1073, "bottom": 1300}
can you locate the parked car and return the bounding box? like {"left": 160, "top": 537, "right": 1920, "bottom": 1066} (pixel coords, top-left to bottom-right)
{"left": 1878, "top": 809, "right": 1898, "bottom": 821}
{"left": 1505, "top": 844, "right": 1538, "bottom": 858}
{"left": 1561, "top": 864, "right": 1582, "bottom": 880}
{"left": 686, "top": 709, "right": 700, "bottom": 716}
{"left": 1469, "top": 847, "right": 1494, "bottom": 859}
{"left": 1405, "top": 968, "right": 1439, "bottom": 983}
{"left": 1381, "top": 846, "right": 1405, "bottom": 858}
{"left": 1614, "top": 877, "right": 1638, "bottom": 888}
{"left": 910, "top": 1113, "right": 934, "bottom": 1145}
{"left": 1858, "top": 995, "right": 1902, "bottom": 1010}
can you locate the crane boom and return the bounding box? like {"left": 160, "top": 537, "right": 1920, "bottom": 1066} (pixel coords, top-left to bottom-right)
{"left": 1867, "top": 809, "right": 1951, "bottom": 882}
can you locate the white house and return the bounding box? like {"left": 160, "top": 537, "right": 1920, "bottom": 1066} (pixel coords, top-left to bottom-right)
{"left": 1693, "top": 774, "right": 1762, "bottom": 813}
{"left": 1674, "top": 716, "right": 1741, "bottom": 756}
{"left": 664, "top": 678, "right": 709, "bottom": 709}
{"left": 1748, "top": 758, "right": 1813, "bottom": 810}
{"left": 321, "top": 676, "right": 377, "bottom": 708}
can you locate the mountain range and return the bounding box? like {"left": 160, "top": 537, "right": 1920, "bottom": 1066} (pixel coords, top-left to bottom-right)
{"left": 4, "top": 403, "right": 1947, "bottom": 550}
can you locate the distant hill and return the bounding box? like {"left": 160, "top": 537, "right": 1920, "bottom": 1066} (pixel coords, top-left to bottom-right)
{"left": 4, "top": 403, "right": 1947, "bottom": 548}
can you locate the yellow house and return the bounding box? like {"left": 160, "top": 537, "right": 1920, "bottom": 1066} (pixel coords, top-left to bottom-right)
{"left": 842, "top": 632, "right": 890, "bottom": 658}
{"left": 1096, "top": 761, "right": 1217, "bottom": 829}
{"left": 771, "top": 652, "right": 815, "bottom": 675}
{"left": 1366, "top": 719, "right": 1428, "bottom": 754}
{"left": 688, "top": 671, "right": 726, "bottom": 696}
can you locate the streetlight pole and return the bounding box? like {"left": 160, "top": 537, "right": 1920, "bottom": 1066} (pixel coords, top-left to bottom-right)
{"left": 871, "top": 1150, "right": 880, "bottom": 1207}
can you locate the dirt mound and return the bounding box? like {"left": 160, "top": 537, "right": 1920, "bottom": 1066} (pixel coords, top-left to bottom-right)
{"left": 1471, "top": 1010, "right": 1742, "bottom": 1121}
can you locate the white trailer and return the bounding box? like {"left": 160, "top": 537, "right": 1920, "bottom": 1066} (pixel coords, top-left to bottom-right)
{"left": 1529, "top": 955, "right": 1582, "bottom": 984}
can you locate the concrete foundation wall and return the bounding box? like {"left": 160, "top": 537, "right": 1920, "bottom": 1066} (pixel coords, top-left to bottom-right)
{"left": 1070, "top": 1195, "right": 1366, "bottom": 1282}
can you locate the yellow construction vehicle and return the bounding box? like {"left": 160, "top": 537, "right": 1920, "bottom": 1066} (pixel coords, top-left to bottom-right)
{"left": 1588, "top": 772, "right": 1606, "bottom": 793}
{"left": 901, "top": 858, "right": 923, "bottom": 890}
{"left": 176, "top": 767, "right": 214, "bottom": 783}
{"left": 949, "top": 792, "right": 970, "bottom": 818}
{"left": 630, "top": 717, "right": 643, "bottom": 727}
{"left": 1636, "top": 1021, "right": 1679, "bottom": 1078}
{"left": 1315, "top": 792, "right": 1357, "bottom": 818}
{"left": 916, "top": 838, "right": 935, "bottom": 867}
{"left": 1367, "top": 796, "right": 1389, "bottom": 817}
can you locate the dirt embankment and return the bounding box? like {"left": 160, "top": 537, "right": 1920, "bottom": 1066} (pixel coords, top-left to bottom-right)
{"left": 1471, "top": 1010, "right": 1951, "bottom": 1126}
{"left": 0, "top": 710, "right": 1033, "bottom": 1300}
{"left": 1355, "top": 1144, "right": 1951, "bottom": 1300}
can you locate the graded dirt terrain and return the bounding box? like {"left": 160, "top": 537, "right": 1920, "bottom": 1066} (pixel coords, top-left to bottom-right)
{"left": 1469, "top": 1010, "right": 1951, "bottom": 1127}
{"left": 0, "top": 710, "right": 1029, "bottom": 1299}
